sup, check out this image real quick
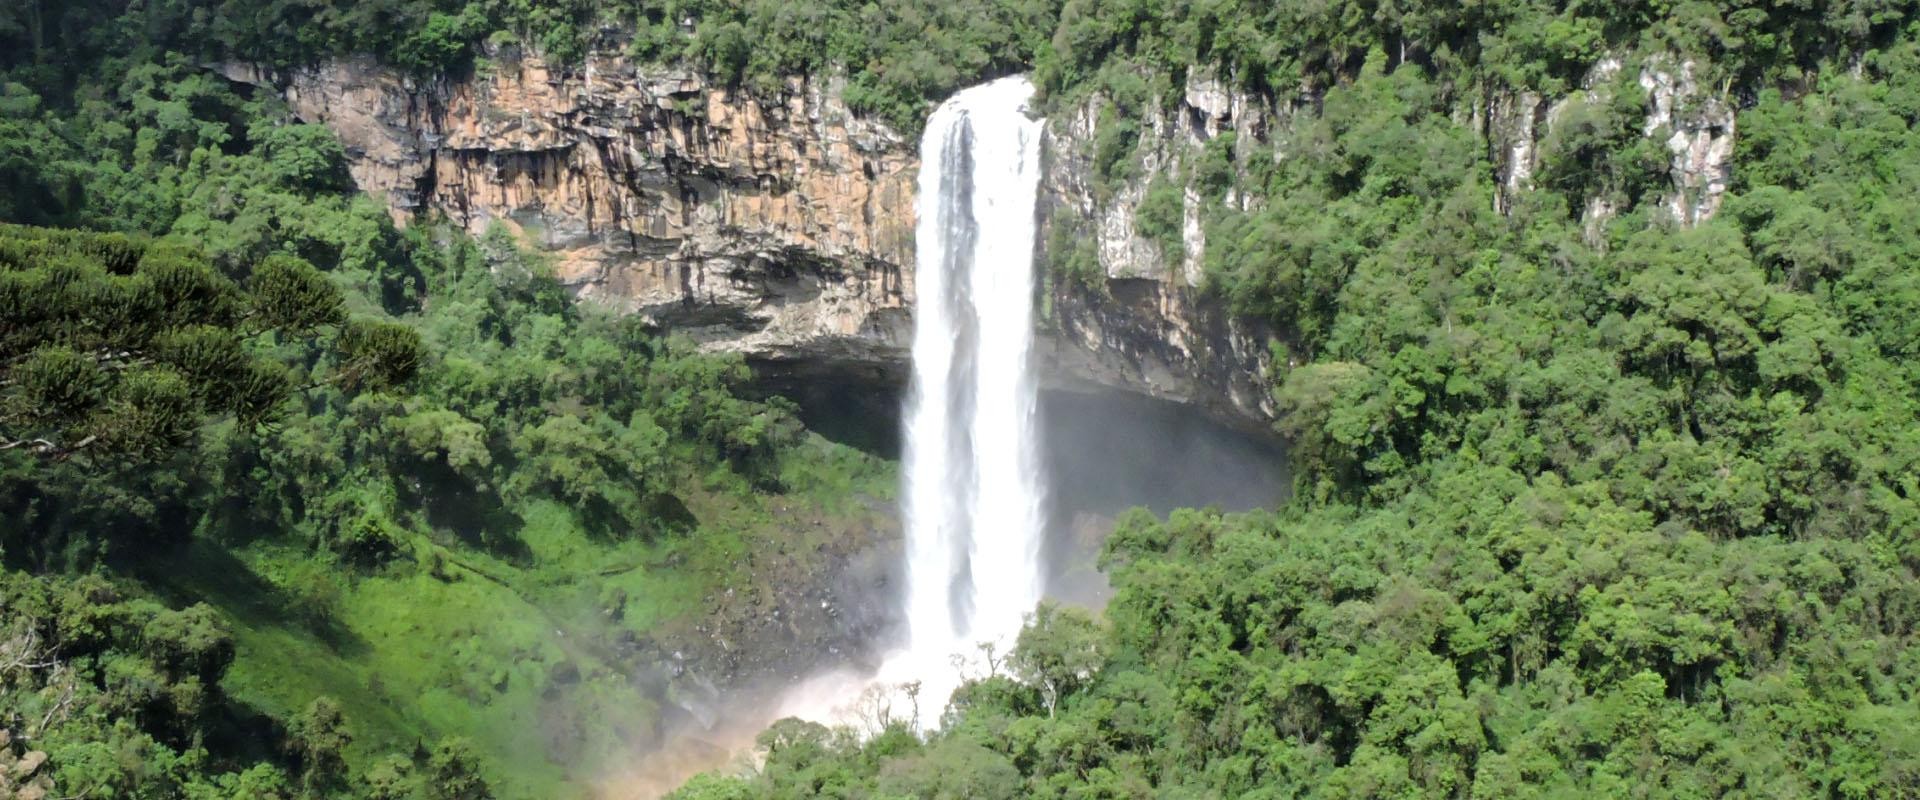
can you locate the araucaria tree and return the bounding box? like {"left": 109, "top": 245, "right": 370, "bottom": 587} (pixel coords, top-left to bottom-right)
{"left": 0, "top": 224, "right": 420, "bottom": 457}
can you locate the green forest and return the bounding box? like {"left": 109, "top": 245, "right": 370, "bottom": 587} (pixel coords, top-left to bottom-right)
{"left": 7, "top": 0, "right": 1920, "bottom": 798}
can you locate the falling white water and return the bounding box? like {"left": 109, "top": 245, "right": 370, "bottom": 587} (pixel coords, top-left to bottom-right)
{"left": 899, "top": 75, "right": 1048, "bottom": 671}
{"left": 770, "top": 76, "right": 1047, "bottom": 732}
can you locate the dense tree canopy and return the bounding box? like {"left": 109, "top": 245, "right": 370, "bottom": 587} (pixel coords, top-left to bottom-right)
{"left": 0, "top": 27, "right": 872, "bottom": 796}
{"left": 0, "top": 224, "right": 420, "bottom": 457}
{"left": 9, "top": 0, "right": 1917, "bottom": 132}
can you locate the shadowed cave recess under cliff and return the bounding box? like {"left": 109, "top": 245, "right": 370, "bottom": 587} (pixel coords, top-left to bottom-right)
{"left": 753, "top": 362, "right": 1292, "bottom": 613}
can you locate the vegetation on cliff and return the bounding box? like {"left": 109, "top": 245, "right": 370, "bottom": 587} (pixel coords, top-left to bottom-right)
{"left": 9, "top": 0, "right": 1911, "bottom": 132}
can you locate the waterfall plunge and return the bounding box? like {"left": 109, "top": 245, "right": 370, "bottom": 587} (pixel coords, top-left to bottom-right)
{"left": 772, "top": 77, "right": 1047, "bottom": 730}
{"left": 901, "top": 76, "right": 1049, "bottom": 665}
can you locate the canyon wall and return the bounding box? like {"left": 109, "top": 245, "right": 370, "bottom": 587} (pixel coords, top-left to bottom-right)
{"left": 1033, "top": 54, "right": 1737, "bottom": 422}
{"left": 222, "top": 53, "right": 918, "bottom": 372}
{"left": 224, "top": 49, "right": 1741, "bottom": 427}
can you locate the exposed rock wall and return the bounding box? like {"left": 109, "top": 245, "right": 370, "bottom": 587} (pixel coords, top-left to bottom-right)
{"left": 1639, "top": 57, "right": 1738, "bottom": 225}
{"left": 223, "top": 53, "right": 917, "bottom": 368}
{"left": 1037, "top": 54, "right": 1740, "bottom": 423}
{"left": 226, "top": 51, "right": 1286, "bottom": 425}
{"left": 1035, "top": 69, "right": 1283, "bottom": 423}
{"left": 225, "top": 50, "right": 1742, "bottom": 429}
{"left": 1480, "top": 55, "right": 1736, "bottom": 227}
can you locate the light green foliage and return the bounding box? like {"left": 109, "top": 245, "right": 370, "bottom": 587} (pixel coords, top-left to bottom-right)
{"left": 873, "top": 739, "right": 1023, "bottom": 799}
{"left": 1008, "top": 603, "right": 1104, "bottom": 716}
{"left": 665, "top": 773, "right": 760, "bottom": 800}
{"left": 507, "top": 412, "right": 669, "bottom": 531}
{"left": 1134, "top": 173, "right": 1185, "bottom": 266}
{"left": 251, "top": 123, "right": 355, "bottom": 194}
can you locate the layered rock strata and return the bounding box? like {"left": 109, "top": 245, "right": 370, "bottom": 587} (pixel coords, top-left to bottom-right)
{"left": 224, "top": 54, "right": 916, "bottom": 369}
{"left": 225, "top": 50, "right": 1742, "bottom": 427}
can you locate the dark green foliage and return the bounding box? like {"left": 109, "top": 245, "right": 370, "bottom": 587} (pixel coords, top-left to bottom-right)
{"left": 1044, "top": 217, "right": 1103, "bottom": 291}
{"left": 0, "top": 224, "right": 412, "bottom": 457}
{"left": 287, "top": 697, "right": 352, "bottom": 795}
{"left": 92, "top": 367, "right": 197, "bottom": 455}
{"left": 251, "top": 254, "right": 349, "bottom": 334}
{"left": 0, "top": 572, "right": 247, "bottom": 795}
{"left": 1090, "top": 105, "right": 1141, "bottom": 191}
{"left": 1535, "top": 78, "right": 1665, "bottom": 215}
{"left": 336, "top": 319, "right": 423, "bottom": 392}
{"left": 423, "top": 737, "right": 494, "bottom": 800}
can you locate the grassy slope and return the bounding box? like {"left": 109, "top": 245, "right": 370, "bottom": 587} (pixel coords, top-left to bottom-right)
{"left": 139, "top": 433, "right": 895, "bottom": 798}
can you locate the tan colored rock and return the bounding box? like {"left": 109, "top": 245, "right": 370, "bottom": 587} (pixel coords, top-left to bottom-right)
{"left": 224, "top": 51, "right": 916, "bottom": 368}
{"left": 224, "top": 52, "right": 1289, "bottom": 425}
{"left": 15, "top": 751, "right": 44, "bottom": 777}
{"left": 0, "top": 736, "right": 55, "bottom": 800}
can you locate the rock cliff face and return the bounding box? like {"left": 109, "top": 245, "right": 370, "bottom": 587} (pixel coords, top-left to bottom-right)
{"left": 222, "top": 53, "right": 917, "bottom": 371}
{"left": 225, "top": 49, "right": 1742, "bottom": 427}
{"left": 1031, "top": 53, "right": 1739, "bottom": 422}
{"left": 1035, "top": 73, "right": 1283, "bottom": 422}
{"left": 1473, "top": 55, "right": 1737, "bottom": 228}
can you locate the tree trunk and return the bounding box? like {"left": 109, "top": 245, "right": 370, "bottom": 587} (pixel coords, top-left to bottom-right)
{"left": 26, "top": 0, "right": 43, "bottom": 64}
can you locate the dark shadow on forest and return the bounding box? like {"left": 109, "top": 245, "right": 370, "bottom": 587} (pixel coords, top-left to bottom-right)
{"left": 411, "top": 459, "right": 532, "bottom": 563}
{"left": 202, "top": 696, "right": 292, "bottom": 770}
{"left": 644, "top": 493, "right": 700, "bottom": 538}
{"left": 125, "top": 539, "right": 371, "bottom": 657}
{"left": 746, "top": 358, "right": 905, "bottom": 460}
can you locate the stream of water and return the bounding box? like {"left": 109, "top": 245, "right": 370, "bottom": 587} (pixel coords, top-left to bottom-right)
{"left": 897, "top": 75, "right": 1048, "bottom": 684}
{"left": 764, "top": 76, "right": 1049, "bottom": 730}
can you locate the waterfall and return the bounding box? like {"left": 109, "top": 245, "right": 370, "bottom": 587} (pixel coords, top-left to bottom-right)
{"left": 770, "top": 77, "right": 1047, "bottom": 730}
{"left": 896, "top": 76, "right": 1048, "bottom": 701}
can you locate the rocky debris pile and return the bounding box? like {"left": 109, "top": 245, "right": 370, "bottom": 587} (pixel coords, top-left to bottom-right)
{"left": 0, "top": 730, "right": 53, "bottom": 800}
{"left": 677, "top": 498, "right": 903, "bottom": 687}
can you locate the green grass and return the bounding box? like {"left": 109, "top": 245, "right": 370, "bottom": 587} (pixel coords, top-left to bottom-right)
{"left": 139, "top": 432, "right": 897, "bottom": 798}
